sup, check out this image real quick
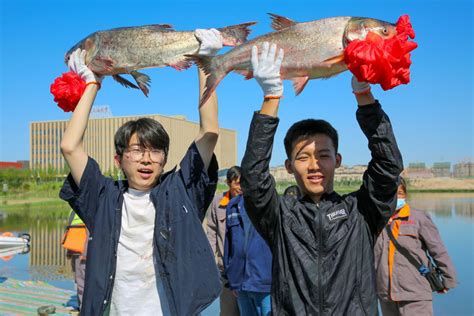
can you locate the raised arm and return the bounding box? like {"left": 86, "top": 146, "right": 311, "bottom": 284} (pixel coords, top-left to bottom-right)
{"left": 194, "top": 29, "right": 221, "bottom": 171}
{"left": 352, "top": 77, "right": 404, "bottom": 237}
{"left": 241, "top": 43, "right": 284, "bottom": 244}
{"left": 60, "top": 49, "right": 102, "bottom": 186}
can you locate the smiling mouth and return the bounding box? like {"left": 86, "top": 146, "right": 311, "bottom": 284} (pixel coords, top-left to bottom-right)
{"left": 138, "top": 168, "right": 153, "bottom": 174}
{"left": 307, "top": 175, "right": 324, "bottom": 183}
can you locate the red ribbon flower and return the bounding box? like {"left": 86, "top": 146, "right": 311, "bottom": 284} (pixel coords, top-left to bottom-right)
{"left": 344, "top": 15, "right": 418, "bottom": 90}
{"left": 50, "top": 72, "right": 86, "bottom": 112}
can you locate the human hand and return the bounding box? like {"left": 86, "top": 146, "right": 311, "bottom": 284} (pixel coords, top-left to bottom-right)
{"left": 231, "top": 290, "right": 239, "bottom": 298}
{"left": 251, "top": 42, "right": 284, "bottom": 98}
{"left": 351, "top": 76, "right": 371, "bottom": 95}
{"left": 195, "top": 28, "right": 223, "bottom": 56}
{"left": 68, "top": 49, "right": 102, "bottom": 84}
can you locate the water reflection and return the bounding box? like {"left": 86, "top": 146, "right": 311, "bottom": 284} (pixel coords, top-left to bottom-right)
{"left": 29, "top": 219, "right": 72, "bottom": 281}
{"left": 409, "top": 193, "right": 474, "bottom": 220}
{"left": 0, "top": 193, "right": 473, "bottom": 315}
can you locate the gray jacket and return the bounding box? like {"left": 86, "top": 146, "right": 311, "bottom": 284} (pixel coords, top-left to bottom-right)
{"left": 206, "top": 192, "right": 230, "bottom": 272}
{"left": 374, "top": 206, "right": 457, "bottom": 301}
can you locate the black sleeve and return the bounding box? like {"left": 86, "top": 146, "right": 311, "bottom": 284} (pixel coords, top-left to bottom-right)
{"left": 178, "top": 142, "right": 219, "bottom": 222}
{"left": 356, "top": 101, "right": 404, "bottom": 238}
{"left": 241, "top": 112, "right": 281, "bottom": 245}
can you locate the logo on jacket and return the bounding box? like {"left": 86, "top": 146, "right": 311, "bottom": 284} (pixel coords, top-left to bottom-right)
{"left": 327, "top": 209, "right": 348, "bottom": 221}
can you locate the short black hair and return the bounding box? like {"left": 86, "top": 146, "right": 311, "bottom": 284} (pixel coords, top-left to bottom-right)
{"left": 283, "top": 185, "right": 302, "bottom": 198}
{"left": 284, "top": 119, "right": 339, "bottom": 159}
{"left": 114, "top": 118, "right": 170, "bottom": 159}
{"left": 226, "top": 166, "right": 241, "bottom": 182}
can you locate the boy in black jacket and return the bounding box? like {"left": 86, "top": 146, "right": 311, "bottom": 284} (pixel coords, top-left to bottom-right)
{"left": 241, "top": 42, "right": 403, "bottom": 315}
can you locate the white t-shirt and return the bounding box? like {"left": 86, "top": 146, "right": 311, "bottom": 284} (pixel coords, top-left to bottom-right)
{"left": 110, "top": 188, "right": 170, "bottom": 315}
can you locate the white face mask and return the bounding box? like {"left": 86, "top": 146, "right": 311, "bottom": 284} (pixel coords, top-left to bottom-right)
{"left": 396, "top": 198, "right": 406, "bottom": 210}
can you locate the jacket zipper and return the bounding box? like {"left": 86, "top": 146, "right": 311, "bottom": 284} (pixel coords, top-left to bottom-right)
{"left": 317, "top": 202, "right": 323, "bottom": 315}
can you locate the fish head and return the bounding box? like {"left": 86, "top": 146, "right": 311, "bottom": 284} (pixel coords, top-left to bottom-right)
{"left": 64, "top": 33, "right": 100, "bottom": 66}
{"left": 344, "top": 18, "right": 397, "bottom": 45}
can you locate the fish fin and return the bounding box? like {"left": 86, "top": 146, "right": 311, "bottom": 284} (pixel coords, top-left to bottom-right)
{"left": 234, "top": 69, "right": 253, "bottom": 80}
{"left": 184, "top": 54, "right": 229, "bottom": 107}
{"left": 130, "top": 71, "right": 151, "bottom": 97}
{"left": 150, "top": 24, "right": 174, "bottom": 30}
{"left": 268, "top": 13, "right": 297, "bottom": 31}
{"left": 112, "top": 75, "right": 140, "bottom": 89}
{"left": 168, "top": 59, "right": 193, "bottom": 71}
{"left": 322, "top": 54, "right": 345, "bottom": 65}
{"left": 217, "top": 22, "right": 257, "bottom": 46}
{"left": 292, "top": 76, "right": 310, "bottom": 95}
{"left": 90, "top": 57, "right": 114, "bottom": 72}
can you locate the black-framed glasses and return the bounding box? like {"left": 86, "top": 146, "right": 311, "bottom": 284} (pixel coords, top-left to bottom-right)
{"left": 125, "top": 147, "right": 165, "bottom": 163}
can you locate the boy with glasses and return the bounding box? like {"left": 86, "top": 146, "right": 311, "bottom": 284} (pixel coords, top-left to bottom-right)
{"left": 60, "top": 29, "right": 223, "bottom": 315}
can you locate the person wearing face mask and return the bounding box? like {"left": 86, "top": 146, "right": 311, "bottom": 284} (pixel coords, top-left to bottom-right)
{"left": 374, "top": 177, "right": 457, "bottom": 315}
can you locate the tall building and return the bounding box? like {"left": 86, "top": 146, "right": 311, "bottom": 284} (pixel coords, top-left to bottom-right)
{"left": 453, "top": 162, "right": 474, "bottom": 178}
{"left": 432, "top": 162, "right": 451, "bottom": 178}
{"left": 30, "top": 114, "right": 237, "bottom": 173}
{"left": 406, "top": 162, "right": 434, "bottom": 179}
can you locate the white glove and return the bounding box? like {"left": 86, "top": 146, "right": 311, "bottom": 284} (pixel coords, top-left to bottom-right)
{"left": 251, "top": 42, "right": 284, "bottom": 97}
{"left": 351, "top": 76, "right": 371, "bottom": 95}
{"left": 68, "top": 48, "right": 102, "bottom": 83}
{"left": 195, "top": 28, "right": 223, "bottom": 56}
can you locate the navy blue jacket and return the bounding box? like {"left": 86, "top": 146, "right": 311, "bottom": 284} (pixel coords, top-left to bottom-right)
{"left": 223, "top": 195, "right": 272, "bottom": 293}
{"left": 60, "top": 143, "right": 221, "bottom": 316}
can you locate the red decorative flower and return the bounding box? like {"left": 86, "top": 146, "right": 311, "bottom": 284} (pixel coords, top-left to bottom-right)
{"left": 344, "top": 15, "right": 418, "bottom": 90}
{"left": 50, "top": 72, "right": 86, "bottom": 112}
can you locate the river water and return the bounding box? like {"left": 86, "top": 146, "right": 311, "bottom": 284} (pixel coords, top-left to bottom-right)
{"left": 0, "top": 193, "right": 472, "bottom": 315}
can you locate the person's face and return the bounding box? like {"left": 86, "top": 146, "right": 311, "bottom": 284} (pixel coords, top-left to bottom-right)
{"left": 114, "top": 133, "right": 166, "bottom": 191}
{"left": 285, "top": 135, "right": 341, "bottom": 203}
{"left": 397, "top": 185, "right": 407, "bottom": 199}
{"left": 227, "top": 176, "right": 242, "bottom": 198}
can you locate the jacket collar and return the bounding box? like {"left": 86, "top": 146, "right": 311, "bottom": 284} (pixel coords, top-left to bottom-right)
{"left": 301, "top": 191, "right": 340, "bottom": 204}
{"left": 391, "top": 203, "right": 411, "bottom": 220}
{"left": 219, "top": 191, "right": 232, "bottom": 207}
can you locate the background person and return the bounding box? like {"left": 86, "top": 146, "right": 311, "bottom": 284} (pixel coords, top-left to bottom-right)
{"left": 374, "top": 177, "right": 457, "bottom": 316}
{"left": 206, "top": 166, "right": 242, "bottom": 316}
{"left": 223, "top": 193, "right": 272, "bottom": 316}
{"left": 282, "top": 185, "right": 301, "bottom": 198}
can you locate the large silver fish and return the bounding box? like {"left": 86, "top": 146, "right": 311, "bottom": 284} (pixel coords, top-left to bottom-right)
{"left": 190, "top": 14, "right": 398, "bottom": 106}
{"left": 65, "top": 22, "right": 256, "bottom": 96}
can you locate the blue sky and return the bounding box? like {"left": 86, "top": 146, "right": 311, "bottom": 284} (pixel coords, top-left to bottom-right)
{"left": 0, "top": 0, "right": 472, "bottom": 167}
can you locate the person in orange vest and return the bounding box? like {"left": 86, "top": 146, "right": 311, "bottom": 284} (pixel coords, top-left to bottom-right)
{"left": 374, "top": 177, "right": 457, "bottom": 315}
{"left": 63, "top": 210, "right": 89, "bottom": 311}
{"left": 206, "top": 166, "right": 242, "bottom": 316}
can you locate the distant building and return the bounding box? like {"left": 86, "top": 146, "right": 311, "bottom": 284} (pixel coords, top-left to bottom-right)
{"left": 406, "top": 162, "right": 434, "bottom": 179}
{"left": 0, "top": 161, "right": 29, "bottom": 170}
{"left": 334, "top": 165, "right": 366, "bottom": 181}
{"left": 453, "top": 162, "right": 474, "bottom": 178}
{"left": 432, "top": 162, "right": 451, "bottom": 177}
{"left": 270, "top": 166, "right": 293, "bottom": 182}
{"left": 30, "top": 113, "right": 237, "bottom": 173}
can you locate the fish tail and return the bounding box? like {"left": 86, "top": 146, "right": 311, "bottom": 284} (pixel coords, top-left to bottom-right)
{"left": 217, "top": 22, "right": 257, "bottom": 46}
{"left": 185, "top": 54, "right": 229, "bottom": 107}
